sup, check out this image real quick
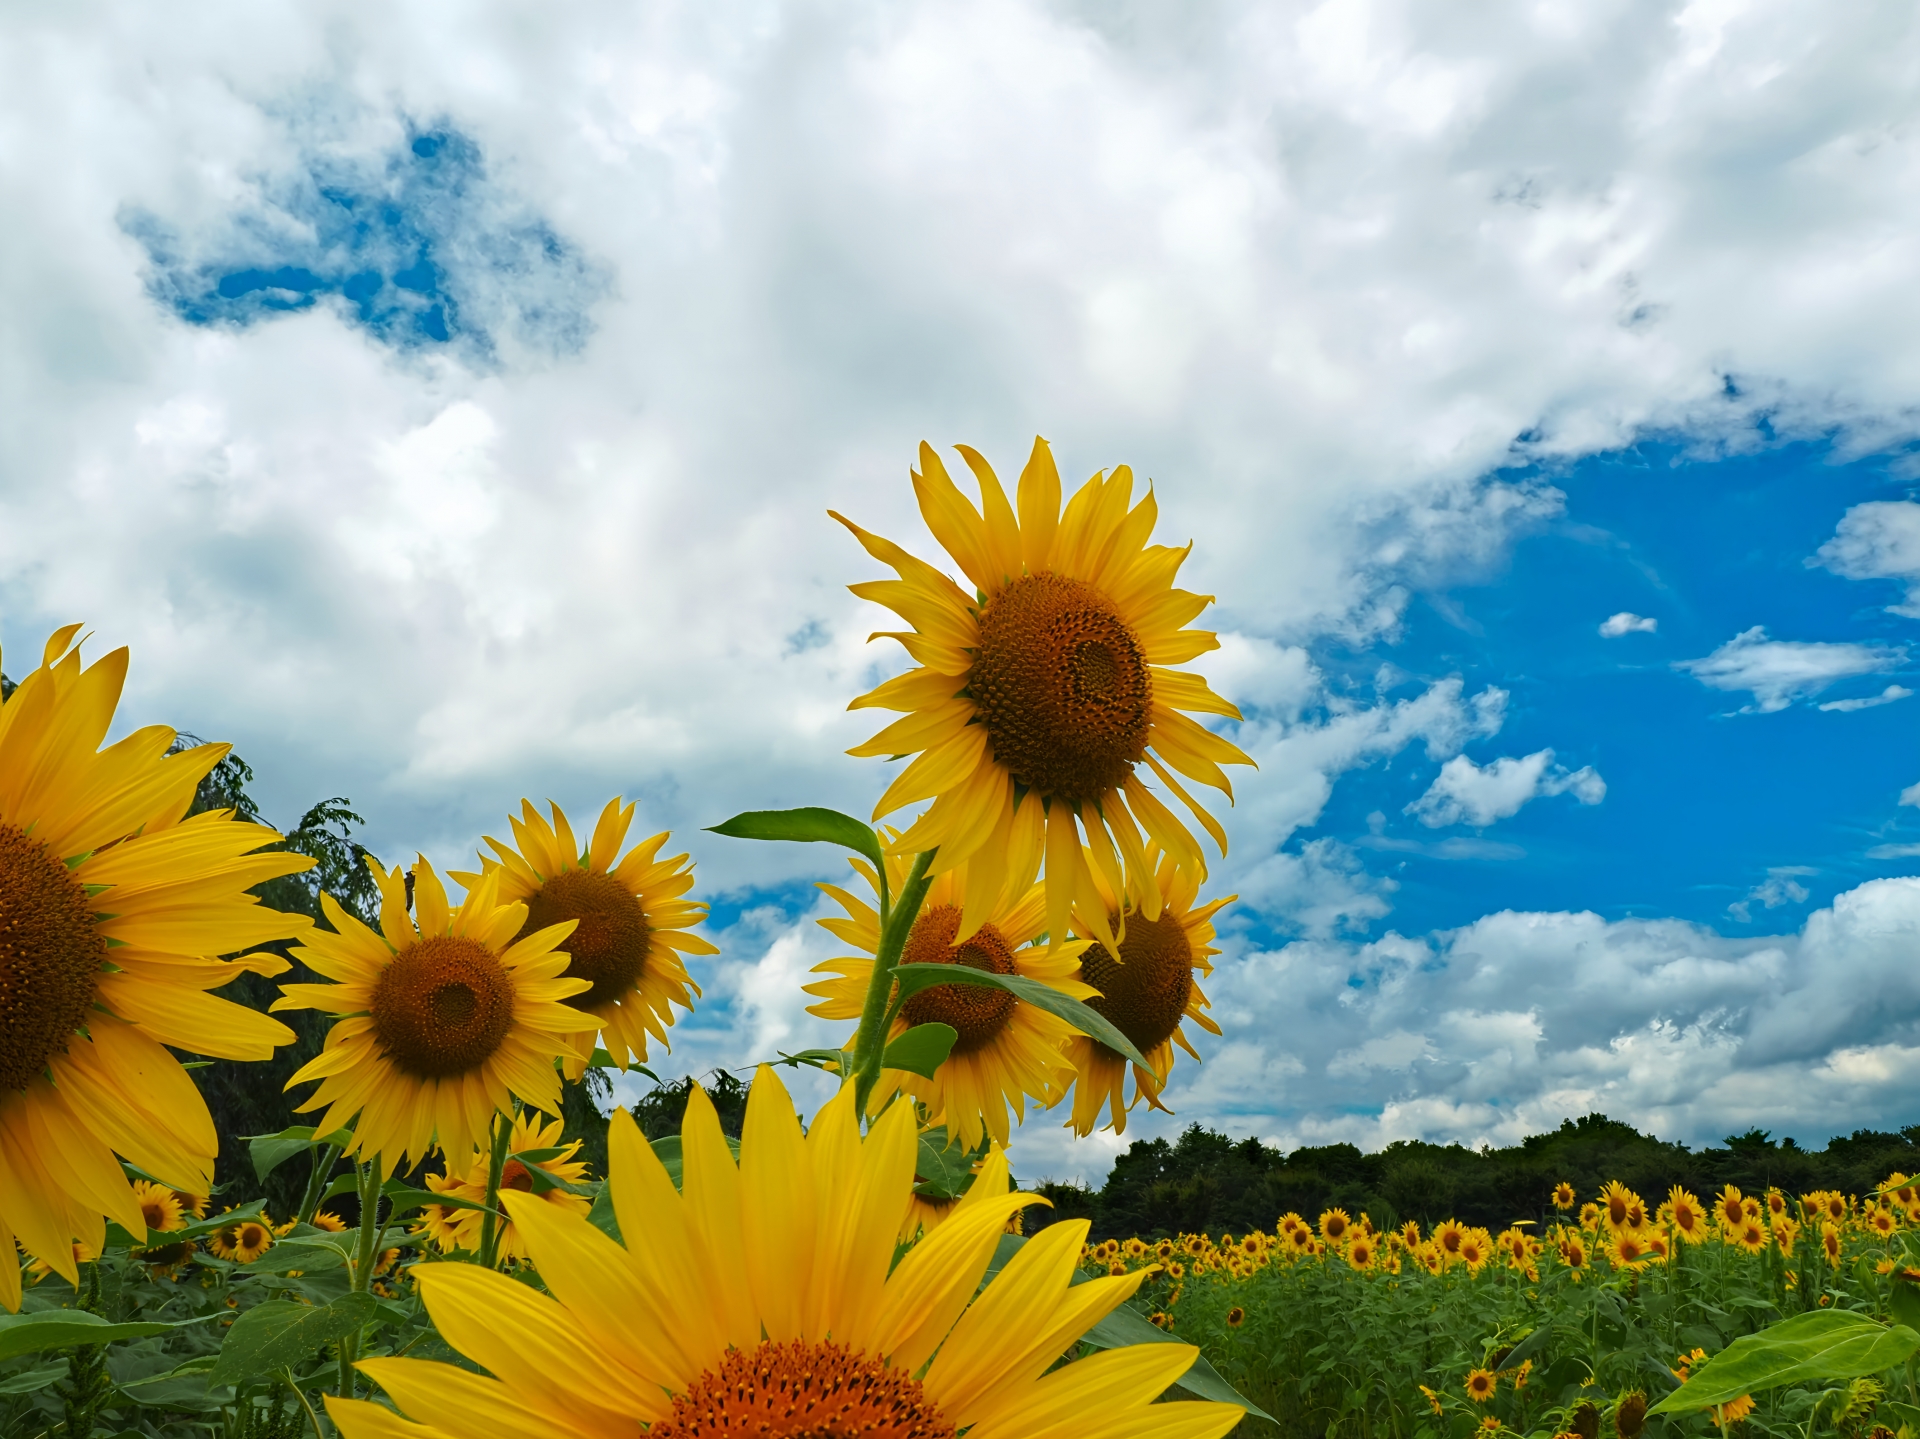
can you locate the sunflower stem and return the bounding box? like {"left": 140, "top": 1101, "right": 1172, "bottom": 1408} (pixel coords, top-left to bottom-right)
{"left": 337, "top": 1158, "right": 383, "bottom": 1399}
{"left": 477, "top": 1109, "right": 515, "bottom": 1269}
{"left": 296, "top": 1142, "right": 343, "bottom": 1227}
{"left": 850, "top": 848, "right": 937, "bottom": 1118}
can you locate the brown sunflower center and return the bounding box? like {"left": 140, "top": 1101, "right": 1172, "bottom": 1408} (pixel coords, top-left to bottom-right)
{"left": 1080, "top": 910, "right": 1193, "bottom": 1057}
{"left": 517, "top": 868, "right": 649, "bottom": 1011}
{"left": 648, "top": 1338, "right": 953, "bottom": 1439}
{"left": 0, "top": 820, "right": 109, "bottom": 1093}
{"left": 138, "top": 1240, "right": 194, "bottom": 1268}
{"left": 370, "top": 935, "right": 515, "bottom": 1080}
{"left": 500, "top": 1159, "right": 535, "bottom": 1193}
{"left": 237, "top": 1223, "right": 270, "bottom": 1250}
{"left": 140, "top": 1199, "right": 174, "bottom": 1231}
{"left": 898, "top": 905, "right": 1016, "bottom": 1055}
{"left": 968, "top": 573, "right": 1152, "bottom": 804}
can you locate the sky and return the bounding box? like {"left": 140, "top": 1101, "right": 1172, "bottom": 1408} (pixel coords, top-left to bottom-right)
{"left": 7, "top": 0, "right": 1920, "bottom": 1184}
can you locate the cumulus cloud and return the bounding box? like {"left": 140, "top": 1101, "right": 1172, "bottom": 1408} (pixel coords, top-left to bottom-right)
{"left": 1599, "top": 612, "right": 1657, "bottom": 637}
{"left": 1816, "top": 501, "right": 1920, "bottom": 617}
{"left": 1728, "top": 866, "right": 1815, "bottom": 924}
{"left": 1676, "top": 627, "right": 1906, "bottom": 713}
{"left": 1405, "top": 749, "right": 1606, "bottom": 828}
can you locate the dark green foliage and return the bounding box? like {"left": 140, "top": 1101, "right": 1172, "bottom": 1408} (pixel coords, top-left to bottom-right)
{"left": 0, "top": 669, "right": 13, "bottom": 700}
{"left": 562, "top": 1068, "right": 615, "bottom": 1176}
{"left": 1038, "top": 1116, "right": 1920, "bottom": 1240}
{"left": 631, "top": 1070, "right": 747, "bottom": 1141}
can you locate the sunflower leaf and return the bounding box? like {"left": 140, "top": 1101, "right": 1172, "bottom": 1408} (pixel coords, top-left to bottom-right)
{"left": 209, "top": 1293, "right": 379, "bottom": 1390}
{"left": 706, "top": 807, "right": 884, "bottom": 873}
{"left": 888, "top": 964, "right": 1151, "bottom": 1069}
{"left": 586, "top": 1047, "right": 659, "bottom": 1081}
{"left": 241, "top": 1125, "right": 353, "bottom": 1183}
{"left": 1648, "top": 1311, "right": 1920, "bottom": 1414}
{"left": 882, "top": 1024, "right": 958, "bottom": 1079}
{"left": 914, "top": 1126, "right": 984, "bottom": 1200}
{"left": 0, "top": 1312, "right": 212, "bottom": 1363}
{"left": 378, "top": 1185, "right": 495, "bottom": 1216}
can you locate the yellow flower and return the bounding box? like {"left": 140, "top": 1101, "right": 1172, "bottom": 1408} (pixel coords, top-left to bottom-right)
{"left": 1733, "top": 1220, "right": 1767, "bottom": 1256}
{"left": 1481, "top": 1418, "right": 1504, "bottom": 1434}
{"left": 1710, "top": 1395, "right": 1755, "bottom": 1427}
{"left": 420, "top": 1111, "right": 594, "bottom": 1261}
{"left": 1714, "top": 1185, "right": 1748, "bottom": 1230}
{"left": 1320, "top": 1209, "right": 1352, "bottom": 1245}
{"left": 834, "top": 439, "right": 1253, "bottom": 953}
{"left": 324, "top": 1068, "right": 1244, "bottom": 1439}
{"left": 206, "top": 1213, "right": 275, "bottom": 1265}
{"left": 1669, "top": 1187, "right": 1710, "bottom": 1244}
{"left": 1466, "top": 1369, "right": 1497, "bottom": 1403}
{"left": 274, "top": 857, "right": 590, "bottom": 1174}
{"left": 1421, "top": 1384, "right": 1443, "bottom": 1415}
{"left": 1228, "top": 1306, "right": 1246, "bottom": 1329}
{"left": 1434, "top": 1219, "right": 1467, "bottom": 1266}
{"left": 454, "top": 799, "right": 713, "bottom": 1076}
{"left": 1601, "top": 1181, "right": 1641, "bottom": 1234}
{"left": 129, "top": 1181, "right": 184, "bottom": 1237}
{"left": 1552, "top": 1181, "right": 1577, "bottom": 1209}
{"left": 1613, "top": 1229, "right": 1656, "bottom": 1270}
{"left": 809, "top": 847, "right": 1087, "bottom": 1149}
{"left": 0, "top": 625, "right": 312, "bottom": 1309}
{"left": 1347, "top": 1234, "right": 1377, "bottom": 1271}
{"left": 1062, "top": 850, "right": 1230, "bottom": 1135}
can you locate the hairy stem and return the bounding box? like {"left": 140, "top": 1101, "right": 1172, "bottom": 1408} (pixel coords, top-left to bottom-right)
{"left": 296, "top": 1142, "right": 343, "bottom": 1227}
{"left": 477, "top": 1109, "right": 516, "bottom": 1270}
{"left": 850, "top": 848, "right": 937, "bottom": 1117}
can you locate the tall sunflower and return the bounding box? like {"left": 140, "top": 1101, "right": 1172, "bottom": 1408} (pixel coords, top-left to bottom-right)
{"left": 806, "top": 846, "right": 1089, "bottom": 1149}
{"left": 419, "top": 1110, "right": 591, "bottom": 1260}
{"left": 1061, "top": 848, "right": 1229, "bottom": 1136}
{"left": 324, "top": 1067, "right": 1243, "bottom": 1439}
{"left": 0, "top": 625, "right": 312, "bottom": 1311}
{"left": 453, "top": 798, "right": 712, "bottom": 1076}
{"left": 273, "top": 858, "right": 590, "bottom": 1174}
{"left": 834, "top": 438, "right": 1252, "bottom": 950}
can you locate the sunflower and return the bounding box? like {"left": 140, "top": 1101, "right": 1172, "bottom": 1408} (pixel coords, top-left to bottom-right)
{"left": 1402, "top": 1220, "right": 1422, "bottom": 1246}
{"left": 808, "top": 848, "right": 1087, "bottom": 1150}
{"left": 1559, "top": 1232, "right": 1589, "bottom": 1271}
{"left": 311, "top": 1211, "right": 348, "bottom": 1233}
{"left": 1766, "top": 1188, "right": 1788, "bottom": 1219}
{"left": 1228, "top": 1306, "right": 1246, "bottom": 1329}
{"left": 455, "top": 799, "right": 713, "bottom": 1076}
{"left": 1347, "top": 1235, "right": 1376, "bottom": 1271}
{"left": 1552, "top": 1181, "right": 1577, "bottom": 1210}
{"left": 1733, "top": 1221, "right": 1767, "bottom": 1255}
{"left": 834, "top": 439, "right": 1253, "bottom": 952}
{"left": 1466, "top": 1369, "right": 1497, "bottom": 1403}
{"left": 415, "top": 1172, "right": 472, "bottom": 1253}
{"left": 206, "top": 1213, "right": 275, "bottom": 1265}
{"left": 1421, "top": 1385, "right": 1444, "bottom": 1415}
{"left": 1601, "top": 1181, "right": 1639, "bottom": 1233}
{"left": 1870, "top": 1207, "right": 1898, "bottom": 1238}
{"left": 1458, "top": 1230, "right": 1493, "bottom": 1273}
{"left": 1669, "top": 1187, "right": 1710, "bottom": 1244}
{"left": 324, "top": 1067, "right": 1244, "bottom": 1439}
{"left": 1320, "top": 1209, "right": 1352, "bottom": 1244}
{"left": 1774, "top": 1216, "right": 1799, "bottom": 1256}
{"left": 1709, "top": 1395, "right": 1756, "bottom": 1429}
{"left": 1062, "top": 850, "right": 1230, "bottom": 1136}
{"left": 1434, "top": 1219, "right": 1467, "bottom": 1265}
{"left": 274, "top": 857, "right": 590, "bottom": 1174}
{"left": 135, "top": 1238, "right": 196, "bottom": 1280}
{"left": 1579, "top": 1201, "right": 1603, "bottom": 1232}
{"left": 1822, "top": 1222, "right": 1843, "bottom": 1263}
{"left": 1613, "top": 1230, "right": 1654, "bottom": 1270}
{"left": 0, "top": 626, "right": 314, "bottom": 1308}
{"left": 1713, "top": 1185, "right": 1747, "bottom": 1232}
{"left": 129, "top": 1180, "right": 184, "bottom": 1237}
{"left": 422, "top": 1110, "right": 594, "bottom": 1260}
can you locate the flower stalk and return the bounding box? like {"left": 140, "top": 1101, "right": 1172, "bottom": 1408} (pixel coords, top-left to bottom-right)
{"left": 848, "top": 848, "right": 936, "bottom": 1116}
{"left": 477, "top": 1108, "right": 516, "bottom": 1269}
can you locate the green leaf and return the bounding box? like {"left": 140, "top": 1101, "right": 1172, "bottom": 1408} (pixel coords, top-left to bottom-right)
{"left": 587, "top": 1181, "right": 621, "bottom": 1243}
{"left": 242, "top": 1126, "right": 350, "bottom": 1183}
{"left": 883, "top": 1023, "right": 958, "bottom": 1080}
{"left": 915, "top": 1126, "right": 982, "bottom": 1200}
{"left": 1892, "top": 1273, "right": 1920, "bottom": 1335}
{"left": 0, "top": 1365, "right": 66, "bottom": 1395}
{"left": 586, "top": 1047, "right": 658, "bottom": 1081}
{"left": 0, "top": 1311, "right": 204, "bottom": 1362}
{"left": 237, "top": 1240, "right": 349, "bottom": 1274}
{"left": 380, "top": 1185, "right": 494, "bottom": 1216}
{"left": 979, "top": 1235, "right": 1271, "bottom": 1422}
{"left": 1497, "top": 1327, "right": 1552, "bottom": 1372}
{"left": 771, "top": 1048, "right": 845, "bottom": 1073}
{"left": 1648, "top": 1311, "right": 1920, "bottom": 1413}
{"left": 707, "top": 808, "right": 884, "bottom": 873}
{"left": 890, "top": 964, "right": 1151, "bottom": 1069}
{"left": 519, "top": 1159, "right": 592, "bottom": 1197}
{"left": 209, "top": 1293, "right": 379, "bottom": 1389}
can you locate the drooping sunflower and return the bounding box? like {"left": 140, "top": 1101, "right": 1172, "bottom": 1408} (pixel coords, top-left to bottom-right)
{"left": 324, "top": 1067, "right": 1244, "bottom": 1439}
{"left": 454, "top": 799, "right": 713, "bottom": 1076}
{"left": 0, "top": 625, "right": 313, "bottom": 1310}
{"left": 834, "top": 438, "right": 1253, "bottom": 950}
{"left": 421, "top": 1110, "right": 592, "bottom": 1260}
{"left": 1062, "top": 848, "right": 1229, "bottom": 1136}
{"left": 806, "top": 847, "right": 1089, "bottom": 1149}
{"left": 274, "top": 858, "right": 590, "bottom": 1174}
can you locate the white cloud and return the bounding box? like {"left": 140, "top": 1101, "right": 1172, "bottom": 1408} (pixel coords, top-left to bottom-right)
{"left": 1816, "top": 501, "right": 1920, "bottom": 617}
{"left": 1902, "top": 782, "right": 1920, "bottom": 808}
{"left": 1405, "top": 748, "right": 1606, "bottom": 828}
{"left": 1676, "top": 627, "right": 1906, "bottom": 713}
{"left": 1728, "top": 866, "right": 1815, "bottom": 923}
{"left": 1599, "top": 611, "right": 1657, "bottom": 637}
{"left": 1818, "top": 684, "right": 1912, "bottom": 712}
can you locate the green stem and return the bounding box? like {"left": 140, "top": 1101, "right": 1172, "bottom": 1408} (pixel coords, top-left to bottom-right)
{"left": 296, "top": 1142, "right": 343, "bottom": 1227}
{"left": 849, "top": 849, "right": 937, "bottom": 1117}
{"left": 477, "top": 1110, "right": 515, "bottom": 1270}
{"left": 287, "top": 1367, "right": 326, "bottom": 1439}
{"left": 336, "top": 1159, "right": 384, "bottom": 1400}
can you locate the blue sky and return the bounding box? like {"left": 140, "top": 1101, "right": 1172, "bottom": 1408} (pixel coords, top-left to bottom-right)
{"left": 8, "top": 1, "right": 1920, "bottom": 1183}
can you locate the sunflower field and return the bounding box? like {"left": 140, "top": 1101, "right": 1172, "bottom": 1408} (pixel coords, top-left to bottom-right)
{"left": 0, "top": 438, "right": 1914, "bottom": 1439}
{"left": 1079, "top": 1176, "right": 1920, "bottom": 1439}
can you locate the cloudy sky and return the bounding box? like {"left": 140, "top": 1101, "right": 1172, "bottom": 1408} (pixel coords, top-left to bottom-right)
{"left": 8, "top": 0, "right": 1920, "bottom": 1183}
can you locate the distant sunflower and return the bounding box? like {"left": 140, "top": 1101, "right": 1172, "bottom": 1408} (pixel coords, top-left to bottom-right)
{"left": 1552, "top": 1181, "right": 1577, "bottom": 1210}
{"left": 1062, "top": 849, "right": 1230, "bottom": 1136}
{"left": 834, "top": 438, "right": 1253, "bottom": 950}
{"left": 0, "top": 625, "right": 312, "bottom": 1309}
{"left": 1402, "top": 1219, "right": 1423, "bottom": 1247}
{"left": 1823, "top": 1222, "right": 1843, "bottom": 1263}
{"left": 1228, "top": 1306, "right": 1246, "bottom": 1329}
{"left": 807, "top": 848, "right": 1087, "bottom": 1150}
{"left": 129, "top": 1181, "right": 184, "bottom": 1237}
{"left": 422, "top": 1110, "right": 592, "bottom": 1261}
{"left": 1871, "top": 1207, "right": 1898, "bottom": 1238}
{"left": 1320, "top": 1209, "right": 1352, "bottom": 1245}
{"left": 1458, "top": 1230, "right": 1493, "bottom": 1273}
{"left": 274, "top": 859, "right": 590, "bottom": 1174}
{"left": 206, "top": 1213, "right": 274, "bottom": 1265}
{"left": 135, "top": 1238, "right": 195, "bottom": 1280}
{"left": 1613, "top": 1230, "right": 1654, "bottom": 1270}
{"left": 1766, "top": 1188, "right": 1788, "bottom": 1220}
{"left": 1435, "top": 1219, "right": 1468, "bottom": 1265}
{"left": 1734, "top": 1221, "right": 1767, "bottom": 1255}
{"left": 1347, "top": 1235, "right": 1376, "bottom": 1271}
{"left": 1669, "top": 1187, "right": 1710, "bottom": 1244}
{"left": 1774, "top": 1217, "right": 1799, "bottom": 1256}
{"left": 1560, "top": 1232, "right": 1589, "bottom": 1270}
{"left": 1466, "top": 1369, "right": 1497, "bottom": 1403}
{"left": 325, "top": 1068, "right": 1244, "bottom": 1439}
{"left": 455, "top": 799, "right": 713, "bottom": 1076}
{"left": 1601, "top": 1181, "right": 1640, "bottom": 1234}
{"left": 1579, "top": 1201, "right": 1603, "bottom": 1232}
{"left": 1714, "top": 1185, "right": 1747, "bottom": 1232}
